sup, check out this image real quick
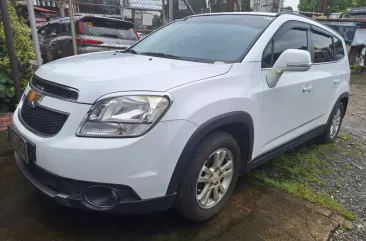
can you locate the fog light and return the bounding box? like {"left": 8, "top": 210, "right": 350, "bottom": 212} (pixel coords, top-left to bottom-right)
{"left": 84, "top": 186, "right": 119, "bottom": 208}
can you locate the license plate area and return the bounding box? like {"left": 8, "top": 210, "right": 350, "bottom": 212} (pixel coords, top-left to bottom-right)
{"left": 8, "top": 125, "right": 29, "bottom": 164}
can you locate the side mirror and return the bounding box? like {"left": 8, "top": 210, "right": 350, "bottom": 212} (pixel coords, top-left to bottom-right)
{"left": 266, "top": 49, "right": 312, "bottom": 88}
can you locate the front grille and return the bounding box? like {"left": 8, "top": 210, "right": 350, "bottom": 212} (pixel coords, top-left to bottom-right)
{"left": 30, "top": 76, "right": 79, "bottom": 101}
{"left": 20, "top": 98, "right": 69, "bottom": 137}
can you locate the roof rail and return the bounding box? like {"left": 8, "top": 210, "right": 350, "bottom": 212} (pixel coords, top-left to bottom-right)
{"left": 276, "top": 11, "right": 321, "bottom": 21}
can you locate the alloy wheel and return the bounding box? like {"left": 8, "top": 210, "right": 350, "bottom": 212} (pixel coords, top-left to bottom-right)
{"left": 196, "top": 148, "right": 234, "bottom": 209}
{"left": 330, "top": 108, "right": 341, "bottom": 139}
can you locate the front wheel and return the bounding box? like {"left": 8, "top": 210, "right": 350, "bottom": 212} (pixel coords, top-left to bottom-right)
{"left": 318, "top": 101, "right": 344, "bottom": 143}
{"left": 175, "top": 131, "right": 241, "bottom": 222}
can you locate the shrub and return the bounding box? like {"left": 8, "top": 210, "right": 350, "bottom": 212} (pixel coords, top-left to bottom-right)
{"left": 0, "top": 0, "right": 35, "bottom": 105}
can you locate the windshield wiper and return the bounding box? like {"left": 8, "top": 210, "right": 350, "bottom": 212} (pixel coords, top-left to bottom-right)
{"left": 139, "top": 52, "right": 181, "bottom": 60}
{"left": 127, "top": 49, "right": 138, "bottom": 54}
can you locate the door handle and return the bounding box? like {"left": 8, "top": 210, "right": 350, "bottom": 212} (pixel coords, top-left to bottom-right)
{"left": 334, "top": 79, "right": 341, "bottom": 85}
{"left": 303, "top": 85, "right": 312, "bottom": 94}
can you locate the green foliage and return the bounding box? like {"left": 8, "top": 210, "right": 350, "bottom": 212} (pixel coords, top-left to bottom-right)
{"left": 0, "top": 0, "right": 35, "bottom": 103}
{"left": 298, "top": 0, "right": 366, "bottom": 14}
{"left": 0, "top": 72, "right": 15, "bottom": 102}
{"left": 298, "top": 0, "right": 318, "bottom": 12}
{"left": 251, "top": 135, "right": 361, "bottom": 220}
{"left": 350, "top": 64, "right": 362, "bottom": 76}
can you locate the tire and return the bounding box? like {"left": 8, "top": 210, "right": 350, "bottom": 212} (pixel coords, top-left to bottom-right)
{"left": 175, "top": 131, "right": 241, "bottom": 222}
{"left": 318, "top": 101, "right": 344, "bottom": 144}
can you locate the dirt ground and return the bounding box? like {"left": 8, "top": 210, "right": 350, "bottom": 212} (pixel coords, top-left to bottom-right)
{"left": 0, "top": 160, "right": 341, "bottom": 241}
{"left": 342, "top": 80, "right": 366, "bottom": 144}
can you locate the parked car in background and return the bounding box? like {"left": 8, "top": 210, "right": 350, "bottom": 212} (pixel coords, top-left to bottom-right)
{"left": 10, "top": 12, "right": 350, "bottom": 222}
{"left": 137, "top": 32, "right": 148, "bottom": 39}
{"left": 38, "top": 15, "right": 139, "bottom": 63}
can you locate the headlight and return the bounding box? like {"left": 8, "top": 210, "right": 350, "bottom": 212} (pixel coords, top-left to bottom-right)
{"left": 77, "top": 95, "right": 171, "bottom": 137}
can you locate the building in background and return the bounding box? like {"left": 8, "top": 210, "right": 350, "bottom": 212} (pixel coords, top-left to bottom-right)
{"left": 15, "top": 0, "right": 59, "bottom": 28}
{"left": 250, "top": 0, "right": 283, "bottom": 12}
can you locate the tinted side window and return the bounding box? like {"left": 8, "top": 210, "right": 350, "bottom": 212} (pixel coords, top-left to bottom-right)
{"left": 38, "top": 25, "right": 49, "bottom": 39}
{"left": 46, "top": 23, "right": 60, "bottom": 38}
{"left": 262, "top": 43, "right": 272, "bottom": 68}
{"left": 312, "top": 31, "right": 334, "bottom": 63}
{"left": 262, "top": 28, "right": 308, "bottom": 68}
{"left": 273, "top": 29, "right": 308, "bottom": 64}
{"left": 60, "top": 22, "right": 71, "bottom": 33}
{"left": 334, "top": 37, "right": 345, "bottom": 60}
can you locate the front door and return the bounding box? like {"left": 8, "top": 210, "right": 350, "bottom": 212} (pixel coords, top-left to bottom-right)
{"left": 257, "top": 21, "right": 318, "bottom": 155}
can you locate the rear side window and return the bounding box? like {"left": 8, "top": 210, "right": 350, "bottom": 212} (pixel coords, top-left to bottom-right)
{"left": 312, "top": 31, "right": 334, "bottom": 63}
{"left": 60, "top": 22, "right": 71, "bottom": 33}
{"left": 262, "top": 28, "right": 308, "bottom": 68}
{"left": 79, "top": 18, "right": 138, "bottom": 41}
{"left": 334, "top": 37, "right": 345, "bottom": 60}
{"left": 38, "top": 25, "right": 49, "bottom": 39}
{"left": 47, "top": 23, "right": 60, "bottom": 36}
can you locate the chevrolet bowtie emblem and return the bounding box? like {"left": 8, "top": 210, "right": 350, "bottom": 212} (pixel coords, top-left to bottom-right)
{"left": 27, "top": 89, "right": 41, "bottom": 108}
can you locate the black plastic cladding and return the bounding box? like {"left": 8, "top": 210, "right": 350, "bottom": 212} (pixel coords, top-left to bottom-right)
{"left": 166, "top": 111, "right": 254, "bottom": 195}
{"left": 19, "top": 98, "right": 69, "bottom": 137}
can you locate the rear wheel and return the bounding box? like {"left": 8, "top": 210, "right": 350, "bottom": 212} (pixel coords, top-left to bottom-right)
{"left": 175, "top": 131, "right": 241, "bottom": 222}
{"left": 318, "top": 102, "right": 344, "bottom": 144}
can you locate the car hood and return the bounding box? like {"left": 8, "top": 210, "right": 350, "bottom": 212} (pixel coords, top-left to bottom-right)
{"left": 35, "top": 52, "right": 232, "bottom": 104}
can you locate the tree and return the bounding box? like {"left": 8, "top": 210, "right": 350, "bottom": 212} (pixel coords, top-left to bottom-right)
{"left": 298, "top": 0, "right": 318, "bottom": 12}
{"left": 0, "top": 0, "right": 35, "bottom": 106}
{"left": 298, "top": 0, "right": 366, "bottom": 13}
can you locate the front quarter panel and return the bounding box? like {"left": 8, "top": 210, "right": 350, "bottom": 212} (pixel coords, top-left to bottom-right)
{"left": 164, "top": 62, "right": 264, "bottom": 159}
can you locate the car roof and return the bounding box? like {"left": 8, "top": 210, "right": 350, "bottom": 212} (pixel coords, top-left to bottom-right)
{"left": 187, "top": 12, "right": 342, "bottom": 40}
{"left": 189, "top": 12, "right": 277, "bottom": 18}
{"left": 47, "top": 15, "right": 132, "bottom": 24}
{"left": 276, "top": 12, "right": 343, "bottom": 39}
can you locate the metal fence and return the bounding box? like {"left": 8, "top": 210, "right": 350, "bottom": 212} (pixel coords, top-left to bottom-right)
{"left": 8, "top": 0, "right": 249, "bottom": 67}
{"left": 1, "top": 0, "right": 275, "bottom": 107}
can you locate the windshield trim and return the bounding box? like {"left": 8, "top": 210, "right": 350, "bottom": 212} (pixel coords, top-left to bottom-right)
{"left": 126, "top": 15, "right": 276, "bottom": 64}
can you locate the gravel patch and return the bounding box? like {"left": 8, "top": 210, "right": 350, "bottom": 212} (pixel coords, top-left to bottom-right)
{"left": 329, "top": 82, "right": 366, "bottom": 241}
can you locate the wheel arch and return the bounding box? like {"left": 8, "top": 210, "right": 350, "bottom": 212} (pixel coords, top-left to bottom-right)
{"left": 330, "top": 92, "right": 349, "bottom": 121}
{"left": 166, "top": 111, "right": 254, "bottom": 195}
{"left": 338, "top": 93, "right": 349, "bottom": 118}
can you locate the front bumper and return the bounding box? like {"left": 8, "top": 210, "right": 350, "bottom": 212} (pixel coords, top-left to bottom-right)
{"left": 13, "top": 91, "right": 198, "bottom": 199}
{"left": 15, "top": 153, "right": 176, "bottom": 214}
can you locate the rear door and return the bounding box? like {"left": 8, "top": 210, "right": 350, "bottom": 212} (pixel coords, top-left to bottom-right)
{"left": 309, "top": 26, "right": 343, "bottom": 122}
{"left": 78, "top": 17, "right": 139, "bottom": 51}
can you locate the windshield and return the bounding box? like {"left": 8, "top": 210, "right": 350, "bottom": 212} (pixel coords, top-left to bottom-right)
{"left": 79, "top": 17, "right": 137, "bottom": 40}
{"left": 130, "top": 15, "right": 274, "bottom": 63}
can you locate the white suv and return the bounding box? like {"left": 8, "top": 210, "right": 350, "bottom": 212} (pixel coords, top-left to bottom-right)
{"left": 9, "top": 12, "right": 350, "bottom": 221}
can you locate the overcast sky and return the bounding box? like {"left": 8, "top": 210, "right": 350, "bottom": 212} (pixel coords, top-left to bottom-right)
{"left": 283, "top": 0, "right": 299, "bottom": 10}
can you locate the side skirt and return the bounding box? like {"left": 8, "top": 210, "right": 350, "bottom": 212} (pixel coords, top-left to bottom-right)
{"left": 244, "top": 124, "right": 327, "bottom": 173}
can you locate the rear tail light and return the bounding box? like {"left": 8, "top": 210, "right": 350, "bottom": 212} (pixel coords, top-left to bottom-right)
{"left": 78, "top": 21, "right": 83, "bottom": 34}
{"left": 76, "top": 38, "right": 104, "bottom": 46}
{"left": 133, "top": 28, "right": 140, "bottom": 40}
